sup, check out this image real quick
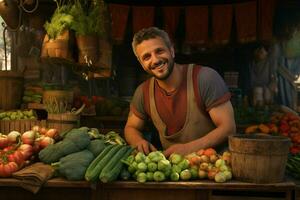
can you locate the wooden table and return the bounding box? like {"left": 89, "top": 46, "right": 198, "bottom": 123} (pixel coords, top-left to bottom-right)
{"left": 0, "top": 178, "right": 296, "bottom": 200}
{"left": 100, "top": 180, "right": 295, "bottom": 200}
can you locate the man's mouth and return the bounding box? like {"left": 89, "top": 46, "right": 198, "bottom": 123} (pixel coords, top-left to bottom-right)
{"left": 151, "top": 61, "right": 166, "bottom": 70}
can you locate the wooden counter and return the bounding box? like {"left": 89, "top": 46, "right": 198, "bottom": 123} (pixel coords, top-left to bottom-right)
{"left": 0, "top": 178, "right": 296, "bottom": 200}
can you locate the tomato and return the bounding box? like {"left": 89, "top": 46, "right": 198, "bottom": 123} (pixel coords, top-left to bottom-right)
{"left": 6, "top": 150, "right": 25, "bottom": 166}
{"left": 0, "top": 161, "right": 18, "bottom": 177}
{"left": 290, "top": 146, "right": 300, "bottom": 154}
{"left": 3, "top": 145, "right": 15, "bottom": 152}
{"left": 0, "top": 134, "right": 9, "bottom": 149}
{"left": 18, "top": 144, "right": 33, "bottom": 160}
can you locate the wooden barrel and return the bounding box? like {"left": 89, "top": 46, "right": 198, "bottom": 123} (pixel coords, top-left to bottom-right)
{"left": 43, "top": 90, "right": 74, "bottom": 105}
{"left": 47, "top": 113, "right": 79, "bottom": 133}
{"left": 0, "top": 71, "right": 23, "bottom": 110}
{"left": 229, "top": 134, "right": 291, "bottom": 183}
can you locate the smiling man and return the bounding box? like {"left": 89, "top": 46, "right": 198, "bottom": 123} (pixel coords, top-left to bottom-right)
{"left": 124, "top": 27, "right": 236, "bottom": 157}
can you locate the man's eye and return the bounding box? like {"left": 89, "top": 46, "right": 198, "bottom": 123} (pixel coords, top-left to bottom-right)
{"left": 143, "top": 55, "right": 150, "bottom": 61}
{"left": 156, "top": 49, "right": 164, "bottom": 54}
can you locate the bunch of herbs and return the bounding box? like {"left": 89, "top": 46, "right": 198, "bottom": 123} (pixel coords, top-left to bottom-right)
{"left": 69, "top": 0, "right": 104, "bottom": 36}
{"left": 44, "top": 0, "right": 74, "bottom": 39}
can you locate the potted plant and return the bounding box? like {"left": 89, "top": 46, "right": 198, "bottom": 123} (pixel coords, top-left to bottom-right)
{"left": 69, "top": 0, "right": 104, "bottom": 65}
{"left": 41, "top": 0, "right": 74, "bottom": 60}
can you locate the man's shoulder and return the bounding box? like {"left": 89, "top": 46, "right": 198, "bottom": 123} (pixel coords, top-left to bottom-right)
{"left": 134, "top": 78, "right": 151, "bottom": 96}
{"left": 196, "top": 66, "right": 221, "bottom": 80}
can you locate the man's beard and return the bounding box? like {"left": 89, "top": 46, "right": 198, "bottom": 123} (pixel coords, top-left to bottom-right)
{"left": 152, "top": 59, "right": 175, "bottom": 80}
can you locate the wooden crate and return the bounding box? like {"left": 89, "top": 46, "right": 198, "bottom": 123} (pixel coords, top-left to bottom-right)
{"left": 0, "top": 119, "right": 46, "bottom": 134}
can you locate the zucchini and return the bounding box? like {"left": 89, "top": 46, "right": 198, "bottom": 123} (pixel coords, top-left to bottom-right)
{"left": 99, "top": 146, "right": 134, "bottom": 183}
{"left": 85, "top": 144, "right": 115, "bottom": 182}
{"left": 99, "top": 145, "right": 129, "bottom": 180}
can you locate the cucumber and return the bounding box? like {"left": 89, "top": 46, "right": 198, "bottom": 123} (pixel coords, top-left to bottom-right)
{"left": 99, "top": 145, "right": 129, "bottom": 181}
{"left": 99, "top": 146, "right": 134, "bottom": 183}
{"left": 85, "top": 144, "right": 115, "bottom": 182}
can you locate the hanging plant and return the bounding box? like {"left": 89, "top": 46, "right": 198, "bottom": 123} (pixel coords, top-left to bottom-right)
{"left": 44, "top": 0, "right": 74, "bottom": 40}
{"left": 69, "top": 0, "right": 104, "bottom": 36}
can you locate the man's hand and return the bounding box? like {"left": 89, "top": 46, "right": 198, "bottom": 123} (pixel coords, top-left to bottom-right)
{"left": 134, "top": 139, "right": 157, "bottom": 155}
{"left": 163, "top": 143, "right": 190, "bottom": 158}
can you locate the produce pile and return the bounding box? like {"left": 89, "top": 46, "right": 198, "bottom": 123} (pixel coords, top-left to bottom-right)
{"left": 22, "top": 89, "right": 43, "bottom": 104}
{"left": 1, "top": 125, "right": 234, "bottom": 184}
{"left": 0, "top": 110, "right": 37, "bottom": 120}
{"left": 121, "top": 148, "right": 232, "bottom": 183}
{"left": 38, "top": 127, "right": 128, "bottom": 181}
{"left": 244, "top": 111, "right": 300, "bottom": 180}
{"left": 245, "top": 112, "right": 300, "bottom": 154}
{"left": 0, "top": 126, "right": 58, "bottom": 177}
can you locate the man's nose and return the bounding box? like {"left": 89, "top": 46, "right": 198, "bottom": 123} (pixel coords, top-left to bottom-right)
{"left": 151, "top": 53, "right": 160, "bottom": 63}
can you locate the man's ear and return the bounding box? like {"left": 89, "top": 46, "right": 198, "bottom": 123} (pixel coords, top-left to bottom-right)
{"left": 171, "top": 46, "right": 175, "bottom": 58}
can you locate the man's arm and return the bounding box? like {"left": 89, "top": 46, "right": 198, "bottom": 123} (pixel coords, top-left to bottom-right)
{"left": 124, "top": 110, "right": 157, "bottom": 154}
{"left": 164, "top": 101, "right": 236, "bottom": 157}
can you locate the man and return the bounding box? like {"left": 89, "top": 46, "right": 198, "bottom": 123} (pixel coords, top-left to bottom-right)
{"left": 124, "top": 27, "right": 236, "bottom": 157}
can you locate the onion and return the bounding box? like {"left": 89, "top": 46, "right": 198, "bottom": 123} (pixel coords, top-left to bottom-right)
{"left": 32, "top": 125, "right": 40, "bottom": 132}
{"left": 45, "top": 128, "right": 58, "bottom": 139}
{"left": 7, "top": 131, "right": 21, "bottom": 144}
{"left": 38, "top": 136, "right": 54, "bottom": 149}
{"left": 39, "top": 127, "right": 48, "bottom": 135}
{"left": 21, "top": 131, "right": 36, "bottom": 145}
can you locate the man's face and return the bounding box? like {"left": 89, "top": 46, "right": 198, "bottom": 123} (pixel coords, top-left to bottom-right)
{"left": 135, "top": 37, "right": 175, "bottom": 80}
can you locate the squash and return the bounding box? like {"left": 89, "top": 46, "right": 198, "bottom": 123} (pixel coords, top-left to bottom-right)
{"left": 52, "top": 149, "right": 94, "bottom": 180}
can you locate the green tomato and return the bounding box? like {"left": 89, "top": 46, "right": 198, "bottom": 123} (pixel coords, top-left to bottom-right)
{"left": 215, "top": 159, "right": 226, "bottom": 168}
{"left": 137, "top": 172, "right": 147, "bottom": 183}
{"left": 146, "top": 172, "right": 154, "bottom": 181}
{"left": 214, "top": 172, "right": 227, "bottom": 183}
{"left": 0, "top": 112, "right": 6, "bottom": 119}
{"left": 178, "top": 159, "right": 190, "bottom": 170}
{"left": 158, "top": 159, "right": 171, "bottom": 171}
{"left": 135, "top": 152, "right": 146, "bottom": 163}
{"left": 170, "top": 172, "right": 180, "bottom": 181}
{"left": 172, "top": 165, "right": 182, "bottom": 174}
{"left": 153, "top": 171, "right": 166, "bottom": 182}
{"left": 180, "top": 169, "right": 192, "bottom": 181}
{"left": 223, "top": 170, "right": 232, "bottom": 180}
{"left": 147, "top": 162, "right": 158, "bottom": 172}
{"left": 189, "top": 166, "right": 198, "bottom": 179}
{"left": 128, "top": 162, "right": 137, "bottom": 173}
{"left": 148, "top": 151, "right": 165, "bottom": 162}
{"left": 169, "top": 153, "right": 183, "bottom": 165}
{"left": 137, "top": 162, "right": 147, "bottom": 172}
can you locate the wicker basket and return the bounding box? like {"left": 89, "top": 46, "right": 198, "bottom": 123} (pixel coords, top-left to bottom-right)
{"left": 41, "top": 30, "right": 73, "bottom": 60}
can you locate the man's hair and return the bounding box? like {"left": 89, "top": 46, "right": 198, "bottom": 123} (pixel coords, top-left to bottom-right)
{"left": 132, "top": 27, "right": 172, "bottom": 57}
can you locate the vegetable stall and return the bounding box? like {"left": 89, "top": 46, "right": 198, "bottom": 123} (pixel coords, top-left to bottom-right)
{"left": 0, "top": 0, "right": 299, "bottom": 200}
{"left": 0, "top": 120, "right": 298, "bottom": 200}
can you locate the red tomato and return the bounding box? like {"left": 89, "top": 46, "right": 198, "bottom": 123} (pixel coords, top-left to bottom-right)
{"left": 3, "top": 145, "right": 15, "bottom": 152}
{"left": 6, "top": 150, "right": 25, "bottom": 166}
{"left": 18, "top": 144, "right": 33, "bottom": 160}
{"left": 0, "top": 162, "right": 19, "bottom": 177}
